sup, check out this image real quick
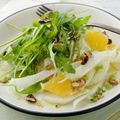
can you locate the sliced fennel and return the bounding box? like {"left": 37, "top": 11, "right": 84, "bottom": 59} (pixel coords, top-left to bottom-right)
{"left": 67, "top": 50, "right": 116, "bottom": 80}
{"left": 9, "top": 70, "right": 56, "bottom": 91}
{"left": 73, "top": 94, "right": 88, "bottom": 109}
{"left": 43, "top": 89, "right": 89, "bottom": 105}
{"left": 4, "top": 82, "right": 41, "bottom": 94}
{"left": 85, "top": 68, "right": 96, "bottom": 85}
{"left": 88, "top": 60, "right": 110, "bottom": 96}
{"left": 73, "top": 60, "right": 110, "bottom": 107}
{"left": 18, "top": 82, "right": 41, "bottom": 94}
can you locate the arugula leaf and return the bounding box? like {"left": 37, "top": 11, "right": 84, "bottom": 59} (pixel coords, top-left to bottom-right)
{"left": 55, "top": 53, "right": 69, "bottom": 69}
{"left": 74, "top": 16, "right": 91, "bottom": 29}
{"left": 55, "top": 53, "right": 76, "bottom": 73}
{"left": 11, "top": 79, "right": 49, "bottom": 94}
{"left": 0, "top": 11, "right": 90, "bottom": 78}
{"left": 19, "top": 82, "right": 41, "bottom": 94}
{"left": 6, "top": 82, "right": 41, "bottom": 94}
{"left": 32, "top": 20, "right": 40, "bottom": 27}
{"left": 63, "top": 64, "right": 75, "bottom": 73}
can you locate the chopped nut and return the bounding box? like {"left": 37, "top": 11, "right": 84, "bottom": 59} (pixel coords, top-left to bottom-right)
{"left": 80, "top": 54, "right": 89, "bottom": 65}
{"left": 72, "top": 32, "right": 77, "bottom": 37}
{"left": 107, "top": 38, "right": 112, "bottom": 44}
{"left": 26, "top": 94, "right": 37, "bottom": 103}
{"left": 97, "top": 93, "right": 104, "bottom": 100}
{"left": 72, "top": 79, "right": 86, "bottom": 93}
{"left": 108, "top": 78, "right": 118, "bottom": 85}
{"left": 54, "top": 42, "right": 64, "bottom": 46}
{"left": 91, "top": 88, "right": 104, "bottom": 102}
{"left": 103, "top": 31, "right": 107, "bottom": 35}
{"left": 80, "top": 51, "right": 92, "bottom": 65}
{"left": 103, "top": 31, "right": 109, "bottom": 37}
{"left": 68, "top": 32, "right": 78, "bottom": 41}
{"left": 72, "top": 78, "right": 86, "bottom": 89}
{"left": 84, "top": 51, "right": 92, "bottom": 57}
{"left": 72, "top": 82, "right": 80, "bottom": 87}
{"left": 39, "top": 18, "right": 50, "bottom": 24}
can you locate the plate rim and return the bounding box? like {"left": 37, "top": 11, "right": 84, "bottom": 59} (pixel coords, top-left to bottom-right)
{"left": 0, "top": 2, "right": 120, "bottom": 117}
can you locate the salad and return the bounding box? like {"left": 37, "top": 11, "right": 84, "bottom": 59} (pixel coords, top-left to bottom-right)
{"left": 0, "top": 11, "right": 120, "bottom": 108}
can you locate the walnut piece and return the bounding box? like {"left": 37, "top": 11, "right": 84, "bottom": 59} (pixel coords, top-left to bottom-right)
{"left": 72, "top": 78, "right": 86, "bottom": 91}
{"left": 80, "top": 51, "right": 92, "bottom": 65}
{"left": 107, "top": 38, "right": 112, "bottom": 44}
{"left": 108, "top": 78, "right": 118, "bottom": 85}
{"left": 26, "top": 94, "right": 37, "bottom": 103}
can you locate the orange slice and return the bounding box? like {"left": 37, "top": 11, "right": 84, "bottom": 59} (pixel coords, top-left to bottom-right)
{"left": 42, "top": 74, "right": 73, "bottom": 97}
{"left": 85, "top": 30, "right": 115, "bottom": 51}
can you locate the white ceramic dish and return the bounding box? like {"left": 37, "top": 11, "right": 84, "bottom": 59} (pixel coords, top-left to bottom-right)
{"left": 0, "top": 2, "right": 120, "bottom": 117}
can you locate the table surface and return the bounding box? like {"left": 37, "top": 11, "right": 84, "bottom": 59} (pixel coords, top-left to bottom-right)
{"left": 0, "top": 0, "right": 120, "bottom": 120}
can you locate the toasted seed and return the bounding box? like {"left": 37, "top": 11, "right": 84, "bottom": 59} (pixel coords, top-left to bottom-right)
{"left": 108, "top": 78, "right": 118, "bottom": 85}
{"left": 26, "top": 94, "right": 37, "bottom": 103}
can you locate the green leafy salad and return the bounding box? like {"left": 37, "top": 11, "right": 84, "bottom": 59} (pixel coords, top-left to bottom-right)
{"left": 0, "top": 11, "right": 120, "bottom": 108}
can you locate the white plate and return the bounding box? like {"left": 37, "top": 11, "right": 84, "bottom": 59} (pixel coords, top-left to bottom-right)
{"left": 0, "top": 2, "right": 120, "bottom": 117}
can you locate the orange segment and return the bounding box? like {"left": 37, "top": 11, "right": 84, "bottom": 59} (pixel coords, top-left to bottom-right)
{"left": 42, "top": 74, "right": 73, "bottom": 97}
{"left": 85, "top": 30, "right": 115, "bottom": 51}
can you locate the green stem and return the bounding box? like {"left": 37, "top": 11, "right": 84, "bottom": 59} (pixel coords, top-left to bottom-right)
{"left": 19, "top": 54, "right": 38, "bottom": 78}
{"left": 15, "top": 25, "right": 44, "bottom": 62}
{"left": 69, "top": 40, "right": 75, "bottom": 61}
{"left": 0, "top": 28, "right": 30, "bottom": 47}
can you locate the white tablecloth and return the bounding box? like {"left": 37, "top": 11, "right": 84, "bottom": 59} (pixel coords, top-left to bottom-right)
{"left": 0, "top": 0, "right": 120, "bottom": 120}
